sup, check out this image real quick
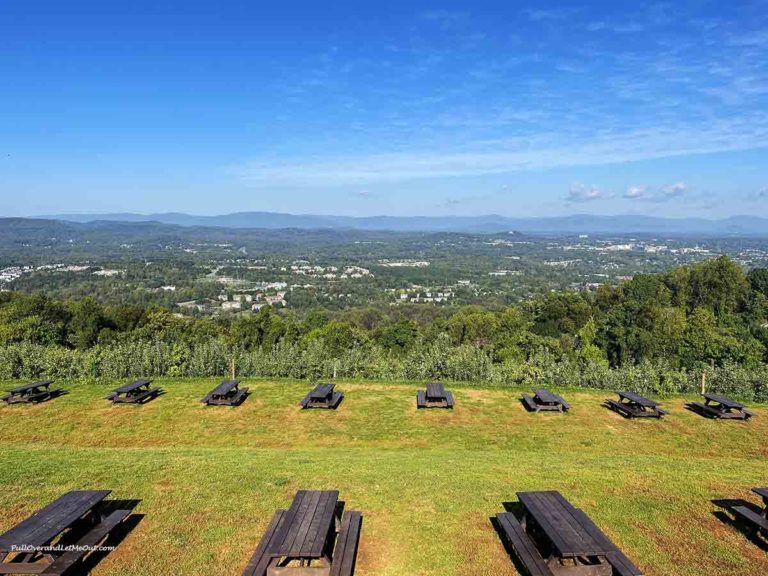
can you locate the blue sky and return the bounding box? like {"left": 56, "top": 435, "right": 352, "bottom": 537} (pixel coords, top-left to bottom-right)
{"left": 2, "top": 0, "right": 768, "bottom": 218}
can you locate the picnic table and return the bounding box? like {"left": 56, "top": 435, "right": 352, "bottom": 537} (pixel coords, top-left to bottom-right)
{"left": 299, "top": 384, "right": 344, "bottom": 410}
{"left": 416, "top": 382, "right": 455, "bottom": 409}
{"left": 241, "top": 490, "right": 362, "bottom": 576}
{"left": 496, "top": 491, "right": 643, "bottom": 576}
{"left": 522, "top": 388, "right": 571, "bottom": 412}
{"left": 0, "top": 490, "right": 132, "bottom": 576}
{"left": 690, "top": 393, "right": 754, "bottom": 420}
{"left": 605, "top": 391, "right": 667, "bottom": 419}
{"left": 105, "top": 379, "right": 163, "bottom": 404}
{"left": 1, "top": 381, "right": 64, "bottom": 405}
{"left": 202, "top": 380, "right": 249, "bottom": 406}
{"left": 732, "top": 487, "right": 768, "bottom": 538}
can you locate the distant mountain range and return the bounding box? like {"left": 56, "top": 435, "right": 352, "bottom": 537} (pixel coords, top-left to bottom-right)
{"left": 27, "top": 211, "right": 768, "bottom": 236}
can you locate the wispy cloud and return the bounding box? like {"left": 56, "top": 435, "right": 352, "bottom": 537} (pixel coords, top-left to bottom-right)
{"left": 233, "top": 119, "right": 768, "bottom": 186}
{"left": 624, "top": 185, "right": 646, "bottom": 199}
{"left": 350, "top": 190, "right": 377, "bottom": 199}
{"left": 523, "top": 8, "right": 575, "bottom": 22}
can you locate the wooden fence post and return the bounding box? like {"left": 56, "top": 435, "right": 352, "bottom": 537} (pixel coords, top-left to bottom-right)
{"left": 701, "top": 370, "right": 706, "bottom": 395}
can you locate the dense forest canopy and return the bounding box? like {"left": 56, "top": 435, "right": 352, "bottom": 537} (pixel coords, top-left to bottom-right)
{"left": 2, "top": 255, "right": 768, "bottom": 372}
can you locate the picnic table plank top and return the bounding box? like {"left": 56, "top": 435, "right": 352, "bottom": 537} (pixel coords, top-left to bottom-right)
{"left": 0, "top": 490, "right": 111, "bottom": 550}
{"left": 618, "top": 391, "right": 657, "bottom": 408}
{"left": 752, "top": 487, "right": 768, "bottom": 500}
{"left": 310, "top": 384, "right": 335, "bottom": 400}
{"left": 8, "top": 381, "right": 52, "bottom": 394}
{"left": 268, "top": 490, "right": 339, "bottom": 558}
{"left": 209, "top": 380, "right": 239, "bottom": 397}
{"left": 533, "top": 388, "right": 560, "bottom": 404}
{"left": 517, "top": 491, "right": 616, "bottom": 558}
{"left": 113, "top": 380, "right": 152, "bottom": 394}
{"left": 426, "top": 382, "right": 446, "bottom": 398}
{"left": 703, "top": 392, "right": 744, "bottom": 409}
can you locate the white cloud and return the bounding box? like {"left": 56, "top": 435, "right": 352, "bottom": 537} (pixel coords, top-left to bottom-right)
{"left": 623, "top": 182, "right": 688, "bottom": 203}
{"left": 662, "top": 181, "right": 687, "bottom": 198}
{"left": 566, "top": 185, "right": 611, "bottom": 203}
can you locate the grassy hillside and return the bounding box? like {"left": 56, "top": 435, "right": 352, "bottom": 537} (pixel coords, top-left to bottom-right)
{"left": 0, "top": 379, "right": 766, "bottom": 576}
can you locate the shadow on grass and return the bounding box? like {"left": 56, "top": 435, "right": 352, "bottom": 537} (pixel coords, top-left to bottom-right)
{"left": 711, "top": 499, "right": 768, "bottom": 552}
{"left": 684, "top": 403, "right": 714, "bottom": 419}
{"left": 78, "top": 499, "right": 144, "bottom": 575}
{"left": 489, "top": 514, "right": 530, "bottom": 576}
{"left": 602, "top": 401, "right": 634, "bottom": 419}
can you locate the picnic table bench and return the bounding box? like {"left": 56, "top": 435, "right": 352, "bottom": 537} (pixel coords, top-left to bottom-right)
{"left": 416, "top": 382, "right": 454, "bottom": 409}
{"left": 731, "top": 487, "right": 768, "bottom": 538}
{"left": 495, "top": 491, "right": 643, "bottom": 576}
{"left": 522, "top": 388, "right": 571, "bottom": 412}
{"left": 1, "top": 381, "right": 64, "bottom": 405}
{"left": 105, "top": 380, "right": 163, "bottom": 404}
{"left": 605, "top": 391, "right": 667, "bottom": 419}
{"left": 299, "top": 384, "right": 344, "bottom": 409}
{"left": 202, "top": 380, "right": 249, "bottom": 406}
{"left": 690, "top": 393, "right": 754, "bottom": 420}
{"left": 241, "top": 490, "right": 362, "bottom": 576}
{"left": 0, "top": 490, "right": 132, "bottom": 576}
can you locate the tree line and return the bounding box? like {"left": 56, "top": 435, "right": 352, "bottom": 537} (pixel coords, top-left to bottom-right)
{"left": 3, "top": 255, "right": 768, "bottom": 368}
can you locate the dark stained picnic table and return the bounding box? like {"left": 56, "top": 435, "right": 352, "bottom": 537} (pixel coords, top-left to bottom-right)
{"left": 618, "top": 391, "right": 658, "bottom": 408}
{"left": 417, "top": 382, "right": 454, "bottom": 409}
{"left": 0, "top": 490, "right": 111, "bottom": 551}
{"left": 202, "top": 380, "right": 249, "bottom": 406}
{"left": 1, "top": 381, "right": 62, "bottom": 404}
{"left": 703, "top": 393, "right": 743, "bottom": 409}
{"left": 518, "top": 491, "right": 616, "bottom": 560}
{"left": 522, "top": 388, "right": 570, "bottom": 412}
{"left": 426, "top": 382, "right": 446, "bottom": 399}
{"left": 691, "top": 392, "right": 754, "bottom": 420}
{"left": 114, "top": 380, "right": 152, "bottom": 394}
{"left": 300, "top": 384, "right": 344, "bottom": 409}
{"left": 266, "top": 490, "right": 339, "bottom": 573}
{"left": 0, "top": 490, "right": 133, "bottom": 576}
{"left": 209, "top": 380, "right": 239, "bottom": 396}
{"left": 242, "top": 490, "right": 362, "bottom": 576}
{"left": 310, "top": 384, "right": 335, "bottom": 401}
{"left": 533, "top": 388, "right": 559, "bottom": 405}
{"left": 606, "top": 391, "right": 667, "bottom": 419}
{"left": 753, "top": 487, "right": 768, "bottom": 514}
{"left": 106, "top": 379, "right": 163, "bottom": 404}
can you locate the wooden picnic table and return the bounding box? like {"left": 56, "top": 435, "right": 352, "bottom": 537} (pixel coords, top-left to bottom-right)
{"left": 731, "top": 486, "right": 768, "bottom": 538}
{"left": 299, "top": 384, "right": 344, "bottom": 410}
{"left": 496, "top": 491, "right": 643, "bottom": 576}
{"left": 267, "top": 490, "right": 339, "bottom": 565}
{"left": 522, "top": 388, "right": 571, "bottom": 412}
{"left": 242, "top": 491, "right": 362, "bottom": 576}
{"left": 202, "top": 380, "right": 249, "bottom": 406}
{"left": 0, "top": 490, "right": 132, "bottom": 576}
{"left": 752, "top": 487, "right": 768, "bottom": 511}
{"left": 417, "top": 382, "right": 455, "bottom": 409}
{"left": 519, "top": 492, "right": 616, "bottom": 561}
{"left": 606, "top": 391, "right": 667, "bottom": 419}
{"left": 105, "top": 380, "right": 163, "bottom": 404}
{"left": 690, "top": 393, "right": 753, "bottom": 420}
{"left": 1, "top": 381, "right": 63, "bottom": 405}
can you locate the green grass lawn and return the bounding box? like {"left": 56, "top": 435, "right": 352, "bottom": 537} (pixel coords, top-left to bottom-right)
{"left": 0, "top": 379, "right": 766, "bottom": 576}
